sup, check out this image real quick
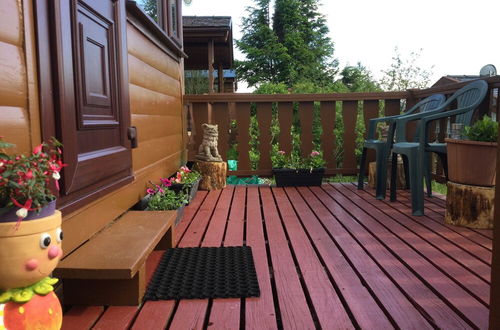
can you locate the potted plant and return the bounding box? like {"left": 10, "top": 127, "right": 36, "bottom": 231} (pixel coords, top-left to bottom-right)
{"left": 145, "top": 184, "right": 189, "bottom": 225}
{"left": 167, "top": 166, "right": 201, "bottom": 203}
{"left": 446, "top": 115, "right": 498, "bottom": 186}
{"left": 271, "top": 150, "right": 326, "bottom": 187}
{"left": 0, "top": 138, "right": 66, "bottom": 329}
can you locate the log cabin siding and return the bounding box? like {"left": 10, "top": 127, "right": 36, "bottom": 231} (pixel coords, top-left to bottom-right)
{"left": 0, "top": 0, "right": 31, "bottom": 155}
{"left": 0, "top": 1, "right": 185, "bottom": 255}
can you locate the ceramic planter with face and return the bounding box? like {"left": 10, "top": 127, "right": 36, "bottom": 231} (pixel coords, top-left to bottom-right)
{"left": 0, "top": 211, "right": 63, "bottom": 291}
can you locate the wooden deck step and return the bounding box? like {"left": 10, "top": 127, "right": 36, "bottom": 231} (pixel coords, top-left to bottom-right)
{"left": 55, "top": 210, "right": 176, "bottom": 305}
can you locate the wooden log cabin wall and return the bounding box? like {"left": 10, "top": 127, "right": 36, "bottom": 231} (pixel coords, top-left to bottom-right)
{"left": 0, "top": 0, "right": 186, "bottom": 255}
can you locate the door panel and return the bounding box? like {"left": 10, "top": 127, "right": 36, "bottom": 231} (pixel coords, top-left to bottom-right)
{"left": 53, "top": 0, "right": 132, "bottom": 196}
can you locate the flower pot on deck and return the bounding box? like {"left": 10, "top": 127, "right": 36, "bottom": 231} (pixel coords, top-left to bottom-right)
{"left": 272, "top": 168, "right": 325, "bottom": 187}
{"left": 446, "top": 138, "right": 497, "bottom": 186}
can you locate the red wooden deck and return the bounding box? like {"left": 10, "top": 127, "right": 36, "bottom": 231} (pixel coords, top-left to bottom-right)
{"left": 62, "top": 184, "right": 492, "bottom": 329}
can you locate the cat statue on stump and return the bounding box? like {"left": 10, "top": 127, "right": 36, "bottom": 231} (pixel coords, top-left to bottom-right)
{"left": 195, "top": 123, "right": 223, "bottom": 162}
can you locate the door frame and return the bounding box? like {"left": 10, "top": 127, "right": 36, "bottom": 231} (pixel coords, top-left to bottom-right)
{"left": 33, "top": 0, "right": 133, "bottom": 214}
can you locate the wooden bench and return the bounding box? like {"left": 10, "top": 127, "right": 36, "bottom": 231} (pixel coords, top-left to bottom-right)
{"left": 54, "top": 210, "right": 176, "bottom": 306}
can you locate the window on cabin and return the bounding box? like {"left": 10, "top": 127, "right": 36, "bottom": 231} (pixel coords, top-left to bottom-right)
{"left": 137, "top": 0, "right": 160, "bottom": 23}
{"left": 169, "top": 0, "right": 178, "bottom": 37}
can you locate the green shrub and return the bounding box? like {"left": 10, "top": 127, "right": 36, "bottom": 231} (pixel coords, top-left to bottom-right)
{"left": 147, "top": 189, "right": 188, "bottom": 211}
{"left": 464, "top": 115, "right": 498, "bottom": 142}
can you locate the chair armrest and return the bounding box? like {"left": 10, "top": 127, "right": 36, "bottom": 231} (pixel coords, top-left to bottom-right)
{"left": 367, "top": 115, "right": 401, "bottom": 139}
{"left": 393, "top": 108, "right": 442, "bottom": 142}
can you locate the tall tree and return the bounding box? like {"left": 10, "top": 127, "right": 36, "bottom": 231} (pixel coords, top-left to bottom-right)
{"left": 236, "top": 0, "right": 337, "bottom": 87}
{"left": 235, "top": 0, "right": 292, "bottom": 87}
{"left": 339, "top": 63, "right": 381, "bottom": 92}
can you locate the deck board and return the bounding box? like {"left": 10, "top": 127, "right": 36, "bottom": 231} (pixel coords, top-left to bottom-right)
{"left": 62, "top": 184, "right": 491, "bottom": 329}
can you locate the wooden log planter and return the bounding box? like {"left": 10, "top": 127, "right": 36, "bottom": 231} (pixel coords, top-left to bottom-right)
{"left": 196, "top": 161, "right": 227, "bottom": 190}
{"left": 445, "top": 181, "right": 494, "bottom": 229}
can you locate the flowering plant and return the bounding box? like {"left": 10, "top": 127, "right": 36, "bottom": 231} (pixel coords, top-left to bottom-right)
{"left": 145, "top": 179, "right": 188, "bottom": 211}
{"left": 272, "top": 150, "right": 326, "bottom": 170}
{"left": 170, "top": 166, "right": 200, "bottom": 185}
{"left": 0, "top": 137, "right": 66, "bottom": 220}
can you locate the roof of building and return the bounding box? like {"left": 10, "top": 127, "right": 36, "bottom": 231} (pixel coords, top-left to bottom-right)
{"left": 183, "top": 16, "right": 231, "bottom": 28}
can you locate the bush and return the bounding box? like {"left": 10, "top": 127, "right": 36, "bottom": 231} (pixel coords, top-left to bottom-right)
{"left": 464, "top": 115, "right": 498, "bottom": 142}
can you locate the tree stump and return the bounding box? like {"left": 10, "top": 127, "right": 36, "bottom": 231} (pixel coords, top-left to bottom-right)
{"left": 196, "top": 161, "right": 227, "bottom": 190}
{"left": 368, "top": 161, "right": 406, "bottom": 189}
{"left": 445, "top": 181, "right": 494, "bottom": 229}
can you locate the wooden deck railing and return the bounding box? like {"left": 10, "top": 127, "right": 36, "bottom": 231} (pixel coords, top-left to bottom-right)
{"left": 184, "top": 76, "right": 499, "bottom": 178}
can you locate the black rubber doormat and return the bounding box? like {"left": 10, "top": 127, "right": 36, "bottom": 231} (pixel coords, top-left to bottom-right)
{"left": 144, "top": 246, "right": 260, "bottom": 300}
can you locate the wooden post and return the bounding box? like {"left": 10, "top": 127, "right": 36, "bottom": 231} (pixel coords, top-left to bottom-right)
{"left": 208, "top": 38, "right": 214, "bottom": 94}
{"left": 218, "top": 63, "right": 224, "bottom": 93}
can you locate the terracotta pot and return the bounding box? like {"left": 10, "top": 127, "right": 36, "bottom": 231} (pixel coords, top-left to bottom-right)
{"left": 0, "top": 200, "right": 57, "bottom": 223}
{"left": 0, "top": 210, "right": 63, "bottom": 291}
{"left": 446, "top": 138, "right": 497, "bottom": 186}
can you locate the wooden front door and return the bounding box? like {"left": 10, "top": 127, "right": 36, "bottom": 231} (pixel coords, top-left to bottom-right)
{"left": 35, "top": 0, "right": 132, "bottom": 212}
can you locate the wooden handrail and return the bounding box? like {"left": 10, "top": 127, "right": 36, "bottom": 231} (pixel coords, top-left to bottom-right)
{"left": 184, "top": 91, "right": 409, "bottom": 103}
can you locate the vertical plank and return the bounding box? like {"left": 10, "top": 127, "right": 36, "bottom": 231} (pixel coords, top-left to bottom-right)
{"left": 342, "top": 101, "right": 358, "bottom": 171}
{"left": 320, "top": 101, "right": 336, "bottom": 170}
{"left": 61, "top": 306, "right": 104, "bottom": 330}
{"left": 245, "top": 187, "right": 278, "bottom": 329}
{"left": 490, "top": 130, "right": 500, "bottom": 328}
{"left": 208, "top": 38, "right": 214, "bottom": 93}
{"left": 213, "top": 102, "right": 230, "bottom": 161}
{"left": 363, "top": 100, "right": 380, "bottom": 164}
{"left": 299, "top": 101, "right": 314, "bottom": 157}
{"left": 274, "top": 188, "right": 354, "bottom": 329}
{"left": 131, "top": 301, "right": 175, "bottom": 330}
{"left": 278, "top": 102, "right": 293, "bottom": 154}
{"left": 208, "top": 186, "right": 246, "bottom": 329}
{"left": 260, "top": 187, "right": 316, "bottom": 329}
{"left": 257, "top": 102, "right": 273, "bottom": 171}
{"left": 385, "top": 99, "right": 401, "bottom": 117}
{"left": 190, "top": 102, "right": 209, "bottom": 160}
{"left": 93, "top": 306, "right": 139, "bottom": 330}
{"left": 235, "top": 102, "right": 251, "bottom": 171}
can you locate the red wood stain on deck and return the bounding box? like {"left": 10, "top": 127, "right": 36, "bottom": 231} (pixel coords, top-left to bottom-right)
{"left": 62, "top": 184, "right": 492, "bottom": 329}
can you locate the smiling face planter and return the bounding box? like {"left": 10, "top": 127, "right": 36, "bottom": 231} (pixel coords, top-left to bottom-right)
{"left": 0, "top": 211, "right": 63, "bottom": 291}
{"left": 0, "top": 211, "right": 63, "bottom": 329}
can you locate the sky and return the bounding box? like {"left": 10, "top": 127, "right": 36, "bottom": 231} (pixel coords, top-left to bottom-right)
{"left": 183, "top": 0, "right": 499, "bottom": 92}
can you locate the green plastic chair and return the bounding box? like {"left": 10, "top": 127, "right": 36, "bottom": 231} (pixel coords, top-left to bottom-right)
{"left": 390, "top": 80, "right": 489, "bottom": 215}
{"left": 357, "top": 94, "right": 445, "bottom": 200}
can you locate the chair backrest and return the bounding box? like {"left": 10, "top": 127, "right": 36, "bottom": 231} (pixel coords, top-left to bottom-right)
{"left": 450, "top": 80, "right": 489, "bottom": 125}
{"left": 405, "top": 93, "right": 446, "bottom": 115}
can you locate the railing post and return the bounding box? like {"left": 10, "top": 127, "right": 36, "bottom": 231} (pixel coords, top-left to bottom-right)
{"left": 298, "top": 101, "right": 314, "bottom": 157}
{"left": 342, "top": 101, "right": 358, "bottom": 173}
{"left": 320, "top": 101, "right": 336, "bottom": 172}
{"left": 256, "top": 102, "right": 273, "bottom": 172}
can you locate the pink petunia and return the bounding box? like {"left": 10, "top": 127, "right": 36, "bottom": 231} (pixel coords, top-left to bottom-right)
{"left": 146, "top": 188, "right": 156, "bottom": 195}
{"left": 310, "top": 151, "right": 320, "bottom": 157}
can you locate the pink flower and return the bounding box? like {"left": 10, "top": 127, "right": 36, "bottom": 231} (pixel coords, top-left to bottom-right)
{"left": 278, "top": 150, "right": 286, "bottom": 155}
{"left": 310, "top": 151, "right": 320, "bottom": 157}
{"left": 146, "top": 188, "right": 155, "bottom": 195}
{"left": 160, "top": 177, "right": 172, "bottom": 187}
{"left": 33, "top": 144, "right": 44, "bottom": 154}
{"left": 180, "top": 166, "right": 191, "bottom": 173}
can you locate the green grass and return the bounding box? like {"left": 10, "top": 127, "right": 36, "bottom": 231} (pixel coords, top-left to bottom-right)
{"left": 324, "top": 175, "right": 358, "bottom": 183}
{"left": 431, "top": 180, "right": 447, "bottom": 195}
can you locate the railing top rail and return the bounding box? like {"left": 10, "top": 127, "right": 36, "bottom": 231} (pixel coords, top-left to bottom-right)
{"left": 184, "top": 91, "right": 410, "bottom": 103}
{"left": 412, "top": 76, "right": 500, "bottom": 98}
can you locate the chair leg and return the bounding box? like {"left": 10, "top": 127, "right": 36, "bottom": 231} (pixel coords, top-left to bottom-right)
{"left": 437, "top": 153, "right": 449, "bottom": 181}
{"left": 357, "top": 147, "right": 368, "bottom": 190}
{"left": 402, "top": 155, "right": 410, "bottom": 189}
{"left": 390, "top": 152, "right": 398, "bottom": 202}
{"left": 424, "top": 152, "right": 432, "bottom": 197}
{"left": 375, "top": 148, "right": 388, "bottom": 200}
{"left": 408, "top": 150, "right": 424, "bottom": 216}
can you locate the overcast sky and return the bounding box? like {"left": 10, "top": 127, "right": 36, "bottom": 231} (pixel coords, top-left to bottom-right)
{"left": 183, "top": 0, "right": 499, "bottom": 92}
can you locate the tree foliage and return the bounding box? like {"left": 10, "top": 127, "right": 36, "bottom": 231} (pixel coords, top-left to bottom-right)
{"left": 236, "top": 0, "right": 337, "bottom": 88}
{"left": 380, "top": 47, "right": 433, "bottom": 91}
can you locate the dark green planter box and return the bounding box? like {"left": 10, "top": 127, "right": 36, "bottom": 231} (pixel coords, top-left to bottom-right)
{"left": 273, "top": 168, "right": 325, "bottom": 187}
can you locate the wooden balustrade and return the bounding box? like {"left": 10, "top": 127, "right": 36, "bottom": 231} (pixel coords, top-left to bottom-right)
{"left": 184, "top": 78, "right": 499, "bottom": 179}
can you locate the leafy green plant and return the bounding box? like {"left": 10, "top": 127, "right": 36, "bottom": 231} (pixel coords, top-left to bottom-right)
{"left": 146, "top": 189, "right": 188, "bottom": 211}
{"left": 271, "top": 150, "right": 325, "bottom": 170}
{"left": 464, "top": 115, "right": 498, "bottom": 142}
{"left": 170, "top": 166, "right": 200, "bottom": 185}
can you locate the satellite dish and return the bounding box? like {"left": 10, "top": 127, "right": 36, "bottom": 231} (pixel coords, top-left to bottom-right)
{"left": 183, "top": 0, "right": 192, "bottom": 5}
{"left": 480, "top": 64, "right": 497, "bottom": 77}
